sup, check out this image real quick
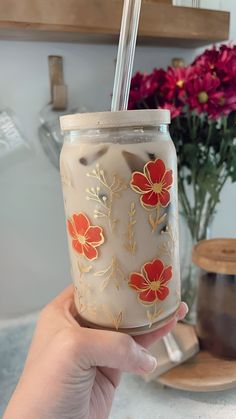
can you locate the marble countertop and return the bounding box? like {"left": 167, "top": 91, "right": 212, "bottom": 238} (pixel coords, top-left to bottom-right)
{"left": 1, "top": 315, "right": 236, "bottom": 419}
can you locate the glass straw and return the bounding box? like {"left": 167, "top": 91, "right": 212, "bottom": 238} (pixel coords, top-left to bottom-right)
{"left": 111, "top": 0, "right": 142, "bottom": 111}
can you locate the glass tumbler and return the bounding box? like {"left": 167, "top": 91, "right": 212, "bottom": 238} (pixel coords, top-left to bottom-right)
{"left": 60, "top": 109, "right": 181, "bottom": 335}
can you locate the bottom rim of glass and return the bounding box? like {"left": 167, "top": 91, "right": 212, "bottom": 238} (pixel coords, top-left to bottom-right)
{"left": 75, "top": 304, "right": 181, "bottom": 336}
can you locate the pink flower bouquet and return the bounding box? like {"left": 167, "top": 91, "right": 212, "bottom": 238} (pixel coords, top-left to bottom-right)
{"left": 128, "top": 44, "right": 236, "bottom": 314}
{"left": 129, "top": 44, "right": 236, "bottom": 242}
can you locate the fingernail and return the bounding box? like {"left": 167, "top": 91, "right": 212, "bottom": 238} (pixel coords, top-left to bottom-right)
{"left": 177, "top": 302, "right": 189, "bottom": 320}
{"left": 138, "top": 348, "right": 157, "bottom": 373}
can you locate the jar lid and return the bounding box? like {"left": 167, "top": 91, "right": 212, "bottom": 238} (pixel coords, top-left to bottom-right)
{"left": 60, "top": 109, "right": 170, "bottom": 131}
{"left": 192, "top": 238, "right": 236, "bottom": 275}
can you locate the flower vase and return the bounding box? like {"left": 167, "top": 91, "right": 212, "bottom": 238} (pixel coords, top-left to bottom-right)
{"left": 179, "top": 212, "right": 212, "bottom": 324}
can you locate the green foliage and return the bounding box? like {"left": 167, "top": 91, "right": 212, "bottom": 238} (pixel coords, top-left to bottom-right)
{"left": 170, "top": 112, "right": 236, "bottom": 241}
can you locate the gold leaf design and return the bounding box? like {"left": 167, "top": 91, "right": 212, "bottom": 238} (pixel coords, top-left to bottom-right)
{"left": 87, "top": 165, "right": 127, "bottom": 196}
{"left": 75, "top": 287, "right": 87, "bottom": 314}
{"left": 175, "top": 290, "right": 181, "bottom": 299}
{"left": 124, "top": 202, "right": 137, "bottom": 254}
{"left": 86, "top": 186, "right": 109, "bottom": 208}
{"left": 94, "top": 257, "right": 125, "bottom": 291}
{"left": 102, "top": 305, "right": 123, "bottom": 330}
{"left": 86, "top": 305, "right": 97, "bottom": 318}
{"left": 74, "top": 280, "right": 93, "bottom": 315}
{"left": 157, "top": 241, "right": 172, "bottom": 259}
{"left": 146, "top": 305, "right": 163, "bottom": 328}
{"left": 60, "top": 161, "right": 73, "bottom": 188}
{"left": 77, "top": 260, "right": 92, "bottom": 278}
{"left": 157, "top": 224, "right": 176, "bottom": 260}
{"left": 74, "top": 283, "right": 97, "bottom": 320}
{"left": 77, "top": 279, "right": 92, "bottom": 298}
{"left": 114, "top": 311, "right": 123, "bottom": 330}
{"left": 162, "top": 224, "right": 175, "bottom": 242}
{"left": 148, "top": 205, "right": 167, "bottom": 233}
{"left": 158, "top": 213, "right": 168, "bottom": 224}
{"left": 86, "top": 164, "right": 127, "bottom": 232}
{"left": 148, "top": 213, "right": 155, "bottom": 231}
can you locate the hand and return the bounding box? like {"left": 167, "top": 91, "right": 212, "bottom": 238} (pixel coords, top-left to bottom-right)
{"left": 4, "top": 286, "right": 188, "bottom": 419}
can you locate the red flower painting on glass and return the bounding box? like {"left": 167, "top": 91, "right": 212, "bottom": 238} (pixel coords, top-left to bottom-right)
{"left": 130, "top": 158, "right": 173, "bottom": 208}
{"left": 129, "top": 258, "right": 172, "bottom": 304}
{"left": 67, "top": 213, "right": 104, "bottom": 260}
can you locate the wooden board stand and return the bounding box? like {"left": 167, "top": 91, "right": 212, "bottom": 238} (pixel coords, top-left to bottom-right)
{"left": 158, "top": 350, "right": 236, "bottom": 392}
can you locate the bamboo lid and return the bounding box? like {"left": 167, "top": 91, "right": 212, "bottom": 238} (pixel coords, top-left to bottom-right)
{"left": 60, "top": 109, "right": 170, "bottom": 131}
{"left": 192, "top": 238, "right": 236, "bottom": 275}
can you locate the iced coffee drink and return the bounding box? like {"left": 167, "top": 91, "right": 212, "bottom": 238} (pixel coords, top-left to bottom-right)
{"left": 60, "top": 110, "right": 180, "bottom": 335}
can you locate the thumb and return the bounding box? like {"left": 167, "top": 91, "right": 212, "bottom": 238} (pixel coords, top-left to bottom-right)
{"left": 75, "top": 328, "right": 157, "bottom": 375}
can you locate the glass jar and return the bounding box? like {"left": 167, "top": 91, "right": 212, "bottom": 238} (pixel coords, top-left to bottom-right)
{"left": 193, "top": 238, "right": 236, "bottom": 358}
{"left": 60, "top": 109, "right": 181, "bottom": 335}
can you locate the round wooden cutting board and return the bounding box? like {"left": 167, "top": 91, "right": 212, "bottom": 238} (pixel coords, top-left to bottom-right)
{"left": 158, "top": 350, "right": 236, "bottom": 392}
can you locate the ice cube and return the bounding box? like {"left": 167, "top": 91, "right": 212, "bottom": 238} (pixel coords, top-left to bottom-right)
{"left": 122, "top": 151, "right": 145, "bottom": 172}
{"left": 147, "top": 152, "right": 156, "bottom": 161}
{"left": 79, "top": 146, "right": 109, "bottom": 166}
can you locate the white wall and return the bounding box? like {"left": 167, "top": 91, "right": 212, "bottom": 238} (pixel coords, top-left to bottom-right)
{"left": 0, "top": 0, "right": 235, "bottom": 317}
{"left": 201, "top": 0, "right": 236, "bottom": 237}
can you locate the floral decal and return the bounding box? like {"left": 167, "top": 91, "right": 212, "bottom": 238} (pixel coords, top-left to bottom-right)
{"left": 67, "top": 213, "right": 104, "bottom": 261}
{"left": 129, "top": 258, "right": 172, "bottom": 305}
{"left": 130, "top": 158, "right": 173, "bottom": 208}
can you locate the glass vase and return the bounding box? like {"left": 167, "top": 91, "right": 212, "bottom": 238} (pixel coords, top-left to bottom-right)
{"left": 179, "top": 211, "right": 212, "bottom": 324}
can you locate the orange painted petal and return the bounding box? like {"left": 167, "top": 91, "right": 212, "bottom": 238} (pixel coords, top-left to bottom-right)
{"left": 139, "top": 289, "right": 157, "bottom": 303}
{"left": 143, "top": 259, "right": 164, "bottom": 282}
{"left": 86, "top": 226, "right": 104, "bottom": 246}
{"left": 83, "top": 243, "right": 98, "bottom": 260}
{"left": 129, "top": 273, "right": 148, "bottom": 291}
{"left": 160, "top": 266, "right": 172, "bottom": 284}
{"left": 156, "top": 286, "right": 169, "bottom": 301}
{"left": 141, "top": 191, "right": 159, "bottom": 207}
{"left": 145, "top": 159, "right": 166, "bottom": 184}
{"left": 159, "top": 189, "right": 170, "bottom": 207}
{"left": 131, "top": 172, "right": 151, "bottom": 193}
{"left": 73, "top": 213, "right": 90, "bottom": 235}
{"left": 72, "top": 239, "right": 83, "bottom": 255}
{"left": 67, "top": 219, "right": 76, "bottom": 239}
{"left": 162, "top": 169, "right": 173, "bottom": 189}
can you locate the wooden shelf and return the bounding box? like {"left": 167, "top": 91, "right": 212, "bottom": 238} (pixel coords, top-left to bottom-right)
{"left": 0, "top": 0, "right": 230, "bottom": 47}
